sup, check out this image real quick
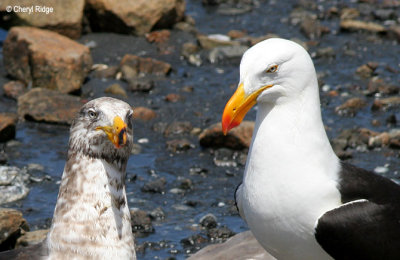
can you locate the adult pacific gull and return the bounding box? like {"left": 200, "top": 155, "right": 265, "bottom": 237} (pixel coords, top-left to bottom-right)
{"left": 221, "top": 38, "right": 400, "bottom": 260}
{"left": 0, "top": 97, "right": 136, "bottom": 260}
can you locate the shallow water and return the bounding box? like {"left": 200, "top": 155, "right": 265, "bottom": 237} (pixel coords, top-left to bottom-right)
{"left": 1, "top": 0, "right": 400, "bottom": 259}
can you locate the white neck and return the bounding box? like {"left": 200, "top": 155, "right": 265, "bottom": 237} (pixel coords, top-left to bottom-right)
{"left": 47, "top": 154, "right": 135, "bottom": 260}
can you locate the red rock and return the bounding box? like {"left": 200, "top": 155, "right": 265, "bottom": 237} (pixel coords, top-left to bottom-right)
{"left": 199, "top": 121, "right": 254, "bottom": 150}
{"left": 0, "top": 208, "right": 29, "bottom": 250}
{"left": 335, "top": 97, "right": 367, "bottom": 116}
{"left": 145, "top": 30, "right": 171, "bottom": 43}
{"left": 17, "top": 88, "right": 85, "bottom": 125}
{"left": 119, "top": 54, "right": 172, "bottom": 79}
{"left": 85, "top": 0, "right": 185, "bottom": 35}
{"left": 3, "top": 27, "right": 92, "bottom": 93}
{"left": 2, "top": 81, "right": 26, "bottom": 100}
{"left": 133, "top": 107, "right": 157, "bottom": 121}
{"left": 164, "top": 93, "right": 183, "bottom": 102}
{"left": 0, "top": 113, "right": 18, "bottom": 142}
{"left": 0, "top": 0, "right": 84, "bottom": 38}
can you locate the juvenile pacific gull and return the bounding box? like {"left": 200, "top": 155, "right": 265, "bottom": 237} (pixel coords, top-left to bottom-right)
{"left": 0, "top": 97, "right": 136, "bottom": 260}
{"left": 222, "top": 38, "right": 400, "bottom": 260}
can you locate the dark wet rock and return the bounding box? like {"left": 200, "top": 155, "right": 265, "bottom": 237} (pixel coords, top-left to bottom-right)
{"left": 371, "top": 96, "right": 400, "bottom": 110}
{"left": 0, "top": 151, "right": 7, "bottom": 165}
{"left": 300, "top": 16, "right": 330, "bottom": 39}
{"left": 197, "top": 34, "right": 239, "bottom": 50}
{"left": 365, "top": 77, "right": 399, "bottom": 96}
{"left": 212, "top": 148, "right": 247, "bottom": 167}
{"left": 208, "top": 45, "right": 249, "bottom": 64}
{"left": 145, "top": 30, "right": 171, "bottom": 43}
{"left": 372, "top": 9, "right": 397, "bottom": 20}
{"left": 91, "top": 65, "right": 118, "bottom": 79}
{"left": 181, "top": 234, "right": 208, "bottom": 248}
{"left": 3, "top": 27, "right": 92, "bottom": 93}
{"left": 199, "top": 214, "right": 218, "bottom": 229}
{"left": 165, "top": 93, "right": 184, "bottom": 102}
{"left": 387, "top": 25, "right": 400, "bottom": 42}
{"left": 0, "top": 0, "right": 85, "bottom": 39}
{"left": 127, "top": 78, "right": 155, "bottom": 92}
{"left": 2, "top": 81, "right": 26, "bottom": 100}
{"left": 149, "top": 207, "right": 165, "bottom": 221}
{"left": 85, "top": 0, "right": 185, "bottom": 35}
{"left": 130, "top": 209, "right": 155, "bottom": 236}
{"left": 340, "top": 20, "right": 386, "bottom": 33}
{"left": 199, "top": 121, "right": 254, "bottom": 150}
{"left": 166, "top": 139, "right": 194, "bottom": 153}
{"left": 179, "top": 178, "right": 193, "bottom": 190}
{"left": 355, "top": 62, "right": 379, "bottom": 78}
{"left": 164, "top": 121, "right": 193, "bottom": 137}
{"left": 0, "top": 113, "right": 17, "bottom": 143}
{"left": 207, "top": 226, "right": 235, "bottom": 242}
{"left": 133, "top": 107, "right": 157, "bottom": 121}
{"left": 0, "top": 166, "right": 30, "bottom": 205}
{"left": 15, "top": 229, "right": 48, "bottom": 249}
{"left": 141, "top": 177, "right": 166, "bottom": 193}
{"left": 335, "top": 97, "right": 367, "bottom": 116}
{"left": 386, "top": 114, "right": 397, "bottom": 126}
{"left": 0, "top": 208, "right": 29, "bottom": 251}
{"left": 314, "top": 47, "right": 336, "bottom": 59}
{"left": 120, "top": 54, "right": 172, "bottom": 79}
{"left": 104, "top": 83, "right": 128, "bottom": 98}
{"left": 17, "top": 88, "right": 84, "bottom": 125}
{"left": 187, "top": 231, "right": 274, "bottom": 260}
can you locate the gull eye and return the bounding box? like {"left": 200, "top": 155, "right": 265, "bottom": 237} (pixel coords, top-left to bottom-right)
{"left": 266, "top": 65, "right": 278, "bottom": 73}
{"left": 87, "top": 109, "right": 98, "bottom": 119}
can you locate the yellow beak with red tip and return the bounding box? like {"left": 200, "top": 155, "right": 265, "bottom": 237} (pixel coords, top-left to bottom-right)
{"left": 96, "top": 116, "right": 127, "bottom": 149}
{"left": 222, "top": 83, "right": 273, "bottom": 135}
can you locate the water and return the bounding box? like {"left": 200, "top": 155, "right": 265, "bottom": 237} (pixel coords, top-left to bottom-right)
{"left": 1, "top": 0, "right": 400, "bottom": 259}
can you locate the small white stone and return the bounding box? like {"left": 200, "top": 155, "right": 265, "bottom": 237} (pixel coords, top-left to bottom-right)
{"left": 137, "top": 138, "right": 149, "bottom": 144}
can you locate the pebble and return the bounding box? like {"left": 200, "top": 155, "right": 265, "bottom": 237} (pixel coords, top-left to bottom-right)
{"left": 141, "top": 177, "right": 166, "bottom": 193}
{"left": 130, "top": 209, "right": 155, "bottom": 236}
{"left": 137, "top": 138, "right": 149, "bottom": 144}
{"left": 374, "top": 165, "right": 389, "bottom": 174}
{"left": 199, "top": 213, "right": 218, "bottom": 229}
{"left": 104, "top": 83, "right": 128, "bottom": 97}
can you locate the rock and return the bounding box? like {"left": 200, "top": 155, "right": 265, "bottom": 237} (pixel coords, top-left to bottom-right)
{"left": 199, "top": 121, "right": 254, "bottom": 150}
{"left": 197, "top": 34, "right": 239, "bottom": 50}
{"left": 91, "top": 65, "right": 118, "bottom": 79}
{"left": 15, "top": 229, "right": 49, "bottom": 248}
{"left": 315, "top": 47, "right": 336, "bottom": 59}
{"left": 0, "top": 166, "right": 30, "bottom": 205}
{"left": 0, "top": 0, "right": 85, "bottom": 38}
{"left": 141, "top": 177, "right": 166, "bottom": 193}
{"left": 181, "top": 42, "right": 202, "bottom": 66}
{"left": 165, "top": 93, "right": 184, "bottom": 102}
{"left": 187, "top": 231, "right": 275, "bottom": 260}
{"left": 85, "top": 0, "right": 185, "bottom": 35}
{"left": 133, "top": 107, "right": 157, "bottom": 121}
{"left": 104, "top": 83, "right": 128, "bottom": 97}
{"left": 227, "top": 30, "right": 247, "bottom": 39}
{"left": 373, "top": 9, "right": 397, "bottom": 20}
{"left": 207, "top": 226, "right": 235, "bottom": 242}
{"left": 181, "top": 234, "right": 209, "bottom": 250}
{"left": 387, "top": 25, "right": 400, "bottom": 42}
{"left": 369, "top": 129, "right": 400, "bottom": 149}
{"left": 335, "top": 97, "right": 367, "bottom": 116}
{"left": 199, "top": 214, "right": 218, "bottom": 229}
{"left": 166, "top": 139, "right": 194, "bottom": 153}
{"left": 2, "top": 81, "right": 26, "bottom": 100}
{"left": 0, "top": 113, "right": 17, "bottom": 142}
{"left": 366, "top": 77, "right": 399, "bottom": 96}
{"left": 300, "top": 16, "right": 330, "bottom": 39}
{"left": 340, "top": 8, "right": 360, "bottom": 20}
{"left": 127, "top": 78, "right": 155, "bottom": 92}
{"left": 179, "top": 178, "right": 193, "bottom": 190}
{"left": 340, "top": 20, "right": 386, "bottom": 33}
{"left": 145, "top": 29, "right": 171, "bottom": 43}
{"left": 208, "top": 45, "right": 249, "bottom": 64}
{"left": 149, "top": 207, "right": 165, "bottom": 221}
{"left": 164, "top": 121, "right": 193, "bottom": 137}
{"left": 17, "top": 88, "right": 84, "bottom": 125}
{"left": 356, "top": 62, "right": 379, "bottom": 78}
{"left": 120, "top": 54, "right": 172, "bottom": 79}
{"left": 0, "top": 208, "right": 29, "bottom": 251}
{"left": 130, "top": 210, "right": 154, "bottom": 236}
{"left": 371, "top": 96, "right": 400, "bottom": 110}
{"left": 3, "top": 27, "right": 92, "bottom": 93}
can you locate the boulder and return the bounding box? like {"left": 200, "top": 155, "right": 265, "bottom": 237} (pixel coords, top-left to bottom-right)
{"left": 3, "top": 27, "right": 92, "bottom": 93}
{"left": 17, "top": 88, "right": 85, "bottom": 125}
{"left": 85, "top": 0, "right": 185, "bottom": 35}
{"left": 199, "top": 121, "right": 254, "bottom": 150}
{"left": 187, "top": 231, "right": 275, "bottom": 260}
{"left": 15, "top": 229, "right": 49, "bottom": 248}
{"left": 0, "top": 113, "right": 17, "bottom": 142}
{"left": 2, "top": 81, "right": 26, "bottom": 100}
{"left": 0, "top": 208, "right": 29, "bottom": 251}
{"left": 119, "top": 54, "right": 172, "bottom": 80}
{"left": 0, "top": 166, "right": 30, "bottom": 205}
{"left": 0, "top": 0, "right": 85, "bottom": 38}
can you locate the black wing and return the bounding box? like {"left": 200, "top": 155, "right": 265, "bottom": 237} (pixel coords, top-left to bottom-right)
{"left": 315, "top": 162, "right": 400, "bottom": 260}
